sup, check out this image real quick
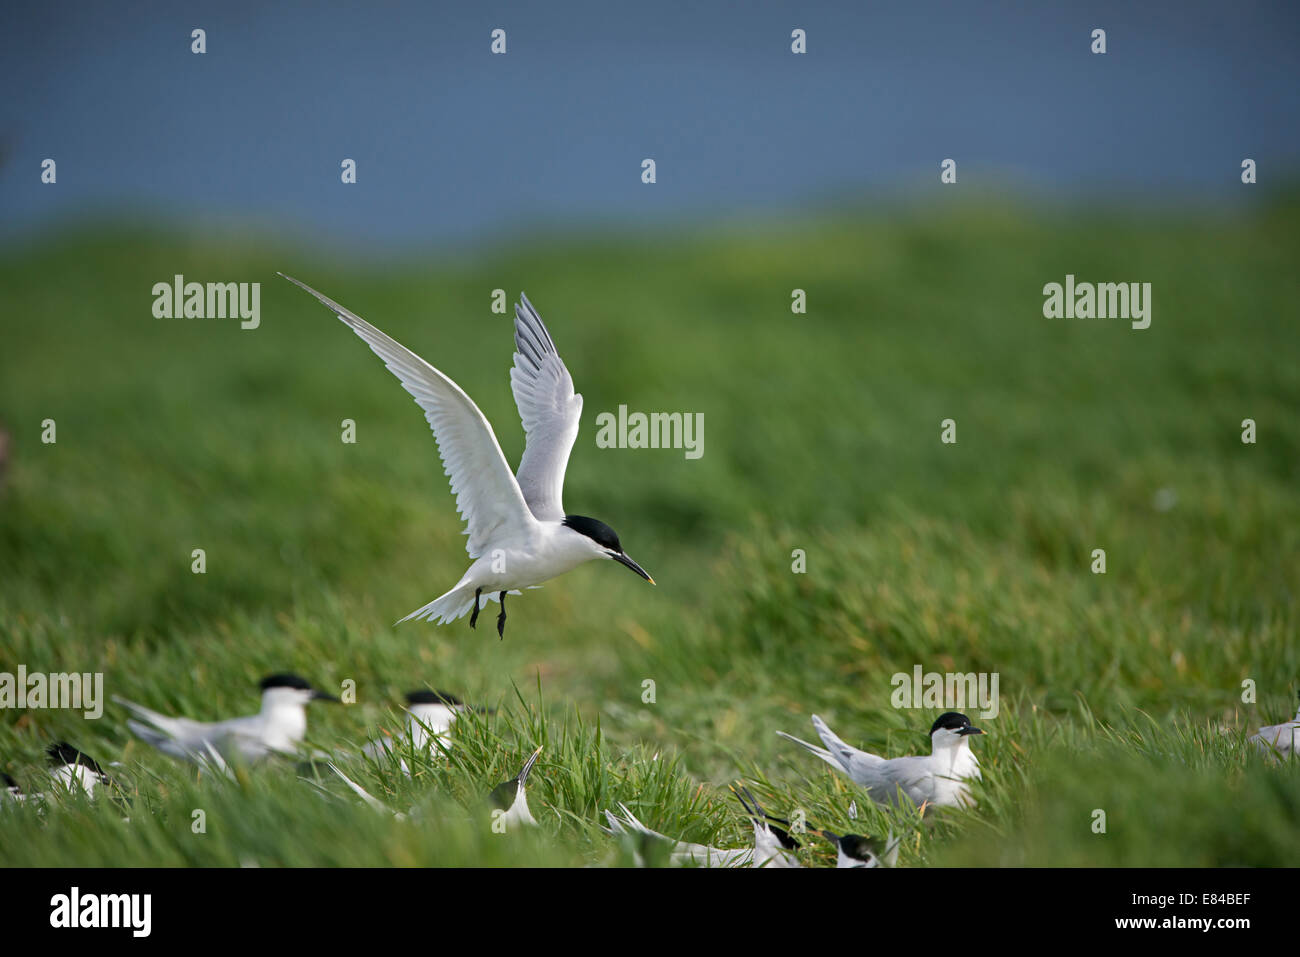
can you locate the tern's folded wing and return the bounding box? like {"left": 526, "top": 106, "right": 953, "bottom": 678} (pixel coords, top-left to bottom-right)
{"left": 1249, "top": 721, "right": 1297, "bottom": 756}
{"left": 876, "top": 757, "right": 934, "bottom": 805}
{"left": 114, "top": 696, "right": 208, "bottom": 741}
{"left": 282, "top": 274, "right": 534, "bottom": 559}
{"left": 510, "top": 293, "right": 582, "bottom": 522}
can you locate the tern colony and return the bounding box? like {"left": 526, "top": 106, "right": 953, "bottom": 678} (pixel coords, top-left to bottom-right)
{"left": 6, "top": 285, "right": 1294, "bottom": 863}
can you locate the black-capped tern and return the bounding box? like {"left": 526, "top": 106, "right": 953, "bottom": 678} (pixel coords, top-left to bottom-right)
{"left": 362, "top": 689, "right": 478, "bottom": 773}
{"left": 116, "top": 673, "right": 339, "bottom": 764}
{"left": 281, "top": 276, "right": 655, "bottom": 638}
{"left": 44, "top": 742, "right": 115, "bottom": 796}
{"left": 1249, "top": 692, "right": 1299, "bottom": 759}
{"left": 778, "top": 712, "right": 984, "bottom": 809}
{"left": 489, "top": 745, "right": 543, "bottom": 829}
{"left": 816, "top": 829, "right": 901, "bottom": 868}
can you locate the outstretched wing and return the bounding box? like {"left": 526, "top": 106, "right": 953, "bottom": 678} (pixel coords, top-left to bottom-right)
{"left": 282, "top": 274, "right": 534, "bottom": 558}
{"left": 509, "top": 293, "right": 582, "bottom": 522}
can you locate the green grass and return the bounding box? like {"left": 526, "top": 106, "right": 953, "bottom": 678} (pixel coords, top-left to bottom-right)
{"left": 1, "top": 196, "right": 1297, "bottom": 866}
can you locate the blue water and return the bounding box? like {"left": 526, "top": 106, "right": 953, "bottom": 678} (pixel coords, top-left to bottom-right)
{"left": 4, "top": 0, "right": 1297, "bottom": 251}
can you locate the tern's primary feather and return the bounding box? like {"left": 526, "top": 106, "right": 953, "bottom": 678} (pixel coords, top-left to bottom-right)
{"left": 510, "top": 292, "right": 582, "bottom": 522}
{"left": 279, "top": 274, "right": 536, "bottom": 561}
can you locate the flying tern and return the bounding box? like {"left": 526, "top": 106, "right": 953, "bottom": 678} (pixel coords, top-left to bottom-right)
{"left": 116, "top": 673, "right": 339, "bottom": 764}
{"left": 489, "top": 746, "right": 544, "bottom": 829}
{"left": 1248, "top": 692, "right": 1299, "bottom": 759}
{"left": 778, "top": 712, "right": 984, "bottom": 809}
{"left": 281, "top": 276, "right": 655, "bottom": 638}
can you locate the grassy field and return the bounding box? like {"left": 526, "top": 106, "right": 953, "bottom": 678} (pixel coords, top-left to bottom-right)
{"left": 1, "top": 197, "right": 1297, "bottom": 866}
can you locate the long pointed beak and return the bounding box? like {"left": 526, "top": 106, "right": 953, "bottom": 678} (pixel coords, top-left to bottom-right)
{"left": 312, "top": 690, "right": 341, "bottom": 703}
{"left": 613, "top": 551, "right": 654, "bottom": 584}
{"left": 959, "top": 726, "right": 984, "bottom": 736}
{"left": 516, "top": 745, "right": 543, "bottom": 786}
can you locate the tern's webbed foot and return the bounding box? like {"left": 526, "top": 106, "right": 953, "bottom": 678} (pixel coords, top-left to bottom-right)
{"left": 470, "top": 588, "right": 482, "bottom": 629}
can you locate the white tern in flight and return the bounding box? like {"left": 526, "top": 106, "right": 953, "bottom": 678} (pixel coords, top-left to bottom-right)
{"left": 281, "top": 276, "right": 654, "bottom": 638}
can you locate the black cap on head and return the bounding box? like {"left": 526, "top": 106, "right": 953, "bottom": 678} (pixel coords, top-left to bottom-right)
{"left": 46, "top": 742, "right": 104, "bottom": 774}
{"left": 840, "top": 834, "right": 881, "bottom": 862}
{"left": 770, "top": 824, "right": 801, "bottom": 851}
{"left": 406, "top": 690, "right": 462, "bottom": 706}
{"left": 929, "top": 712, "right": 981, "bottom": 735}
{"left": 562, "top": 515, "right": 622, "bottom": 552}
{"left": 260, "top": 673, "right": 314, "bottom": 692}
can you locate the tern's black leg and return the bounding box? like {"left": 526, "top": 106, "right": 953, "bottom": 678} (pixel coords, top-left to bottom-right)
{"left": 496, "top": 591, "right": 507, "bottom": 639}
{"left": 469, "top": 588, "right": 482, "bottom": 629}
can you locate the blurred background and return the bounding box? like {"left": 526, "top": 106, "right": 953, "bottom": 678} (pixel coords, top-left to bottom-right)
{"left": 5, "top": 0, "right": 1299, "bottom": 248}
{"left": 0, "top": 1, "right": 1298, "bottom": 866}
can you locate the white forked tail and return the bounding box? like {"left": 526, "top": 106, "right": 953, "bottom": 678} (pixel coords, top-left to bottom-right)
{"left": 396, "top": 584, "right": 522, "bottom": 625}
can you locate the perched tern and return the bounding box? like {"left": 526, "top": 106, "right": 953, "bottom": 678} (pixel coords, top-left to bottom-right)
{"left": 45, "top": 742, "right": 114, "bottom": 796}
{"left": 40, "top": 744, "right": 130, "bottom": 815}
{"left": 727, "top": 785, "right": 898, "bottom": 868}
{"left": 1, "top": 746, "right": 123, "bottom": 809}
{"left": 817, "top": 829, "right": 901, "bottom": 868}
{"left": 731, "top": 785, "right": 803, "bottom": 868}
{"left": 1248, "top": 692, "right": 1299, "bottom": 759}
{"left": 362, "top": 690, "right": 477, "bottom": 773}
{"left": 116, "top": 673, "right": 339, "bottom": 764}
{"left": 489, "top": 746, "right": 544, "bottom": 829}
{"left": 1, "top": 771, "right": 22, "bottom": 802}
{"left": 778, "top": 712, "right": 984, "bottom": 809}
{"left": 603, "top": 790, "right": 801, "bottom": 868}
{"left": 604, "top": 803, "right": 752, "bottom": 868}
{"left": 280, "top": 276, "right": 655, "bottom": 638}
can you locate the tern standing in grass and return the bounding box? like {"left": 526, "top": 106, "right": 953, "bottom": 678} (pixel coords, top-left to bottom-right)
{"left": 779, "top": 712, "right": 984, "bottom": 809}
{"left": 116, "top": 673, "right": 338, "bottom": 764}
